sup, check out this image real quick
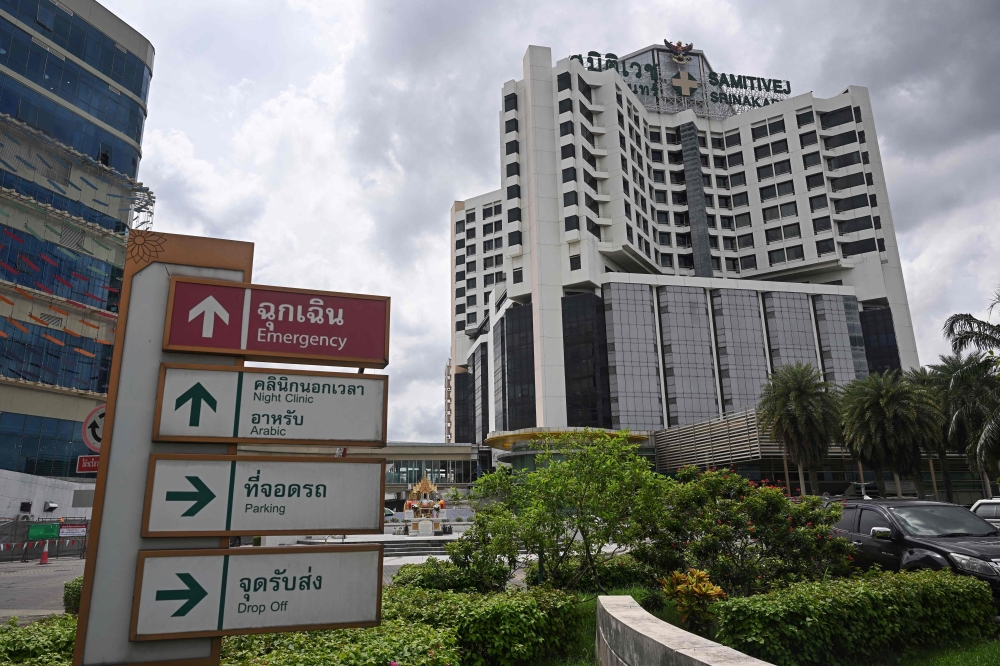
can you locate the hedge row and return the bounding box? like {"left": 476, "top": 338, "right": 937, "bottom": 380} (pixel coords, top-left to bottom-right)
{"left": 392, "top": 557, "right": 478, "bottom": 592}
{"left": 715, "top": 569, "right": 997, "bottom": 666}
{"left": 63, "top": 577, "right": 83, "bottom": 615}
{"left": 221, "top": 619, "right": 459, "bottom": 666}
{"left": 383, "top": 586, "right": 582, "bottom": 666}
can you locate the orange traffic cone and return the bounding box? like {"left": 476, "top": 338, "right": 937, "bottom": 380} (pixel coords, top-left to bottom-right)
{"left": 38, "top": 540, "right": 49, "bottom": 565}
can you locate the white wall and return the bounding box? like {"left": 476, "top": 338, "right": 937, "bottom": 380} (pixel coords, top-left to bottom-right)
{"left": 0, "top": 469, "right": 94, "bottom": 520}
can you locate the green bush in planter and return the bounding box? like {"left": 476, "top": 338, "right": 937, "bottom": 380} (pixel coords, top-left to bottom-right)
{"left": 392, "top": 557, "right": 478, "bottom": 592}
{"left": 63, "top": 576, "right": 83, "bottom": 614}
{"left": 714, "top": 568, "right": 997, "bottom": 666}
{"left": 383, "top": 586, "right": 582, "bottom": 666}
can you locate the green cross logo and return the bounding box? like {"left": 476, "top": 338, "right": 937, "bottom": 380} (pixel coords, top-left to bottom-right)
{"left": 671, "top": 71, "right": 699, "bottom": 97}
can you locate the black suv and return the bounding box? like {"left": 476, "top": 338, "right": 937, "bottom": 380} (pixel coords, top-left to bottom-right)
{"left": 832, "top": 499, "right": 1000, "bottom": 599}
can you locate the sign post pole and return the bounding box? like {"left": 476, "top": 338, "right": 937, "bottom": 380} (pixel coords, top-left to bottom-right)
{"left": 73, "top": 232, "right": 255, "bottom": 666}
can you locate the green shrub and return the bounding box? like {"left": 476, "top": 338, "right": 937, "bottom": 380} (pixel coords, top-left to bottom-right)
{"left": 662, "top": 568, "right": 727, "bottom": 636}
{"left": 444, "top": 504, "right": 519, "bottom": 593}
{"left": 392, "top": 557, "right": 477, "bottom": 592}
{"left": 715, "top": 569, "right": 997, "bottom": 666}
{"left": 525, "top": 553, "right": 657, "bottom": 592}
{"left": 63, "top": 576, "right": 83, "bottom": 615}
{"left": 0, "top": 614, "right": 76, "bottom": 666}
{"left": 221, "top": 619, "right": 459, "bottom": 666}
{"left": 383, "top": 586, "right": 582, "bottom": 666}
{"left": 646, "top": 466, "right": 854, "bottom": 597}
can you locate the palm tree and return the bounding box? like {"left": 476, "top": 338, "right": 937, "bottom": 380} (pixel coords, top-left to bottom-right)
{"left": 943, "top": 288, "right": 1000, "bottom": 354}
{"left": 756, "top": 363, "right": 840, "bottom": 496}
{"left": 943, "top": 355, "right": 1000, "bottom": 480}
{"left": 841, "top": 371, "right": 942, "bottom": 497}
{"left": 908, "top": 363, "right": 954, "bottom": 502}
{"left": 943, "top": 291, "right": 1000, "bottom": 477}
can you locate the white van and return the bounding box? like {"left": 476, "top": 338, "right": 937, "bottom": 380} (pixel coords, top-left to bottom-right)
{"left": 970, "top": 499, "right": 1000, "bottom": 527}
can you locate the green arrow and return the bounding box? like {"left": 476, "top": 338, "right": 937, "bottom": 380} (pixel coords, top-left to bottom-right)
{"left": 165, "top": 476, "right": 217, "bottom": 516}
{"left": 155, "top": 573, "right": 208, "bottom": 617}
{"left": 175, "top": 383, "right": 217, "bottom": 427}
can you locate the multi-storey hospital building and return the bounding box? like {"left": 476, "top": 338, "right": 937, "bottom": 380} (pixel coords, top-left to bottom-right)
{"left": 444, "top": 43, "right": 941, "bottom": 494}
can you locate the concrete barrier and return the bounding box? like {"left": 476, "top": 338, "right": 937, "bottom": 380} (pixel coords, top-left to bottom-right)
{"left": 596, "top": 596, "right": 773, "bottom": 666}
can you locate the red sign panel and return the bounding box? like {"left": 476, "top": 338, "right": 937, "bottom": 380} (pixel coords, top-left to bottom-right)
{"left": 163, "top": 277, "right": 390, "bottom": 368}
{"left": 76, "top": 455, "right": 100, "bottom": 473}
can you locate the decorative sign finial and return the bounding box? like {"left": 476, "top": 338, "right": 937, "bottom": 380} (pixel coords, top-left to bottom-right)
{"left": 663, "top": 40, "right": 694, "bottom": 64}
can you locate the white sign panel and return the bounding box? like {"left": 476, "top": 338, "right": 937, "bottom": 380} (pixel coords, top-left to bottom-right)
{"left": 142, "top": 455, "right": 384, "bottom": 536}
{"left": 131, "top": 546, "right": 381, "bottom": 640}
{"left": 154, "top": 364, "right": 387, "bottom": 445}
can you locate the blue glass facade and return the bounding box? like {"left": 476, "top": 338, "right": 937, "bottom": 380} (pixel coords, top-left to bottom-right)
{"left": 0, "top": 1, "right": 149, "bottom": 481}
{"left": 0, "top": 13, "right": 145, "bottom": 144}
{"left": 0, "top": 68, "right": 140, "bottom": 177}
{"left": 0, "top": 0, "right": 150, "bottom": 102}
{"left": 0, "top": 410, "right": 94, "bottom": 477}
{"left": 0, "top": 167, "right": 127, "bottom": 233}
{"left": 0, "top": 315, "right": 113, "bottom": 391}
{"left": 0, "top": 220, "right": 122, "bottom": 311}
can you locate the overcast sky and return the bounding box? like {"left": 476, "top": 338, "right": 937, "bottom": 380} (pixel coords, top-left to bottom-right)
{"left": 106, "top": 0, "right": 1000, "bottom": 441}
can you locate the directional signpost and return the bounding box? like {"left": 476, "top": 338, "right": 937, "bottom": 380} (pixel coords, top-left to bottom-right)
{"left": 131, "top": 545, "right": 382, "bottom": 640}
{"left": 73, "top": 232, "right": 391, "bottom": 666}
{"left": 163, "top": 276, "right": 390, "bottom": 368}
{"left": 153, "top": 364, "right": 388, "bottom": 445}
{"left": 142, "top": 454, "right": 385, "bottom": 536}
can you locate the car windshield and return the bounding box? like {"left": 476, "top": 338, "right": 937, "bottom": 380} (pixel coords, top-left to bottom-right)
{"left": 888, "top": 505, "right": 999, "bottom": 537}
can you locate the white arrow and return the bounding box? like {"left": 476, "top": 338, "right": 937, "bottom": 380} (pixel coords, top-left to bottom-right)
{"left": 188, "top": 296, "right": 230, "bottom": 338}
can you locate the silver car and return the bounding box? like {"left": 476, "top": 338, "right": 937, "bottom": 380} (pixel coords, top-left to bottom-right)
{"left": 970, "top": 499, "right": 1000, "bottom": 527}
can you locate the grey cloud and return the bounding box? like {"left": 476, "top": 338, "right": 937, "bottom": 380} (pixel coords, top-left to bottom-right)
{"left": 126, "top": 0, "right": 1000, "bottom": 439}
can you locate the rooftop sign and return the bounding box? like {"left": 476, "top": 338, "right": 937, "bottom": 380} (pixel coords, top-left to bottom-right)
{"left": 708, "top": 71, "right": 791, "bottom": 107}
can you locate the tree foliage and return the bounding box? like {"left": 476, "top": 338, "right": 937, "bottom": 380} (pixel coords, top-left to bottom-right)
{"left": 517, "top": 430, "right": 669, "bottom": 593}
{"left": 756, "top": 362, "right": 841, "bottom": 495}
{"left": 942, "top": 286, "right": 1000, "bottom": 473}
{"left": 660, "top": 466, "right": 853, "bottom": 597}
{"left": 841, "top": 370, "right": 942, "bottom": 496}
{"left": 443, "top": 503, "right": 520, "bottom": 593}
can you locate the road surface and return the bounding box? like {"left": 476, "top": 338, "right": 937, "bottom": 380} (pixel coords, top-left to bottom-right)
{"left": 0, "top": 558, "right": 85, "bottom": 622}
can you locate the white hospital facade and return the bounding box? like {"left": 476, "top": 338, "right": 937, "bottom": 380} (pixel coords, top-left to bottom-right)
{"left": 445, "top": 43, "right": 918, "bottom": 471}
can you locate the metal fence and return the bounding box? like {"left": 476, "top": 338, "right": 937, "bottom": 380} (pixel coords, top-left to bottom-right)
{"left": 0, "top": 519, "right": 89, "bottom": 562}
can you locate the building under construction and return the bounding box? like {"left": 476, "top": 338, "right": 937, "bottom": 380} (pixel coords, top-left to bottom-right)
{"left": 0, "top": 0, "right": 154, "bottom": 519}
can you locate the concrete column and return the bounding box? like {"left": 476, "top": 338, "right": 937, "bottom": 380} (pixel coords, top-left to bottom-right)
{"left": 523, "top": 46, "right": 567, "bottom": 427}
